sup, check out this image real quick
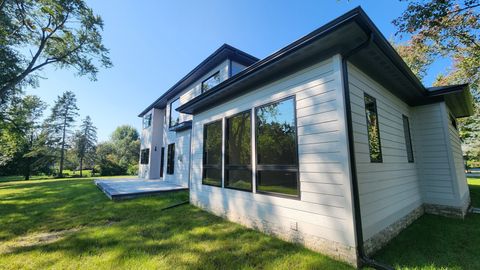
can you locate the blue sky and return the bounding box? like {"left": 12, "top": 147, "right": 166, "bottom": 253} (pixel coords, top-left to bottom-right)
{"left": 25, "top": 0, "right": 444, "bottom": 141}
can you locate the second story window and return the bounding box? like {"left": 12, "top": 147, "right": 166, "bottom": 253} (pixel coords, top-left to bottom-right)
{"left": 143, "top": 114, "right": 152, "bottom": 129}
{"left": 202, "top": 71, "right": 221, "bottom": 93}
{"left": 170, "top": 98, "right": 180, "bottom": 127}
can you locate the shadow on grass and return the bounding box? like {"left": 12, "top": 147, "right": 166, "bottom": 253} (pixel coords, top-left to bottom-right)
{"left": 0, "top": 178, "right": 351, "bottom": 270}
{"left": 373, "top": 184, "right": 480, "bottom": 270}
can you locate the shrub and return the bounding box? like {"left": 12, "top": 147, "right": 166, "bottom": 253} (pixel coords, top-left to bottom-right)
{"left": 127, "top": 164, "right": 138, "bottom": 175}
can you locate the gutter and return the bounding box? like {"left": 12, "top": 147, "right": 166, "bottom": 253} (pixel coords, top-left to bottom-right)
{"left": 341, "top": 33, "right": 394, "bottom": 270}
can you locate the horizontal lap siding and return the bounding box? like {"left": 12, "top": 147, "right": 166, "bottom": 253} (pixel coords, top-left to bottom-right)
{"left": 189, "top": 56, "right": 356, "bottom": 246}
{"left": 347, "top": 63, "right": 422, "bottom": 240}
{"left": 412, "top": 103, "right": 458, "bottom": 205}
{"left": 447, "top": 108, "right": 469, "bottom": 202}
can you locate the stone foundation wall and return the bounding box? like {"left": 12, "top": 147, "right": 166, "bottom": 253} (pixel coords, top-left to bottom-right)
{"left": 190, "top": 197, "right": 359, "bottom": 267}
{"left": 364, "top": 205, "right": 424, "bottom": 256}
{"left": 424, "top": 201, "right": 470, "bottom": 218}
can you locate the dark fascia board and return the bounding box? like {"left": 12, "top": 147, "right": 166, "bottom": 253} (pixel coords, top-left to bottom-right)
{"left": 169, "top": 120, "right": 192, "bottom": 132}
{"left": 177, "top": 6, "right": 434, "bottom": 114}
{"left": 427, "top": 84, "right": 474, "bottom": 117}
{"left": 177, "top": 6, "right": 471, "bottom": 116}
{"left": 178, "top": 7, "right": 365, "bottom": 114}
{"left": 138, "top": 44, "right": 258, "bottom": 117}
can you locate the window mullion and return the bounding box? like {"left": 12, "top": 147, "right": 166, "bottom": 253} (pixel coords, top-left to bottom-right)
{"left": 251, "top": 107, "right": 257, "bottom": 194}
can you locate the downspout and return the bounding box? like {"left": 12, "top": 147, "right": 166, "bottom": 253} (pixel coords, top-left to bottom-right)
{"left": 341, "top": 33, "right": 393, "bottom": 270}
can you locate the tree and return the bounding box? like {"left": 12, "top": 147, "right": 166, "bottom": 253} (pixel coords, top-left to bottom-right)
{"left": 73, "top": 116, "right": 97, "bottom": 176}
{"left": 110, "top": 125, "right": 140, "bottom": 170}
{"left": 0, "top": 0, "right": 112, "bottom": 101}
{"left": 0, "top": 94, "right": 60, "bottom": 179}
{"left": 46, "top": 91, "right": 79, "bottom": 177}
{"left": 393, "top": 0, "right": 480, "bottom": 98}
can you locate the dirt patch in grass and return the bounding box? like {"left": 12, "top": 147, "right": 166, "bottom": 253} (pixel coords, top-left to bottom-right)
{"left": 0, "top": 228, "right": 80, "bottom": 254}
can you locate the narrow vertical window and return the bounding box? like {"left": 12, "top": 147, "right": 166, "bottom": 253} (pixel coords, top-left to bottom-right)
{"left": 225, "top": 111, "right": 252, "bottom": 191}
{"left": 255, "top": 97, "right": 299, "bottom": 197}
{"left": 364, "top": 93, "right": 382, "bottom": 163}
{"left": 170, "top": 98, "right": 181, "bottom": 127}
{"left": 402, "top": 115, "right": 414, "bottom": 163}
{"left": 160, "top": 147, "right": 165, "bottom": 177}
{"left": 140, "top": 148, "right": 150, "bottom": 165}
{"left": 166, "top": 143, "right": 175, "bottom": 175}
{"left": 202, "top": 120, "right": 222, "bottom": 186}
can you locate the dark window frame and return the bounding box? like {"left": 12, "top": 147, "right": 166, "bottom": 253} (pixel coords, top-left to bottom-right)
{"left": 140, "top": 148, "right": 150, "bottom": 165}
{"left": 160, "top": 147, "right": 165, "bottom": 177}
{"left": 166, "top": 143, "right": 175, "bottom": 175}
{"left": 225, "top": 110, "right": 252, "bottom": 192}
{"left": 143, "top": 113, "right": 152, "bottom": 129}
{"left": 450, "top": 114, "right": 458, "bottom": 130}
{"left": 169, "top": 98, "right": 181, "bottom": 128}
{"left": 402, "top": 115, "right": 414, "bottom": 163}
{"left": 202, "top": 120, "right": 223, "bottom": 187}
{"left": 254, "top": 96, "right": 300, "bottom": 199}
{"left": 364, "top": 93, "right": 383, "bottom": 163}
{"left": 201, "top": 71, "right": 221, "bottom": 93}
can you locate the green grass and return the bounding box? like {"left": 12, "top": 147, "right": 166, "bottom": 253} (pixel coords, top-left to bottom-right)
{"left": 0, "top": 177, "right": 351, "bottom": 270}
{"left": 373, "top": 178, "right": 480, "bottom": 269}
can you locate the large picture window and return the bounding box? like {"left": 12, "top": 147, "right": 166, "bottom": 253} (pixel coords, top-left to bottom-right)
{"left": 255, "top": 97, "right": 299, "bottom": 197}
{"left": 140, "top": 148, "right": 149, "bottom": 165}
{"left": 201, "top": 71, "right": 221, "bottom": 92}
{"left": 364, "top": 93, "right": 382, "bottom": 163}
{"left": 202, "top": 120, "right": 222, "bottom": 186}
{"left": 169, "top": 98, "right": 180, "bottom": 127}
{"left": 225, "top": 111, "right": 252, "bottom": 191}
{"left": 166, "top": 143, "right": 175, "bottom": 175}
{"left": 402, "top": 115, "right": 414, "bottom": 163}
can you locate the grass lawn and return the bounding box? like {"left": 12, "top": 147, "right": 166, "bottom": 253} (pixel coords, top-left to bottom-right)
{"left": 0, "top": 177, "right": 351, "bottom": 270}
{"left": 373, "top": 178, "right": 480, "bottom": 269}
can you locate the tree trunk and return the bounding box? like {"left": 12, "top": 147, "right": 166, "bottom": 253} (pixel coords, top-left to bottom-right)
{"left": 79, "top": 156, "right": 83, "bottom": 177}
{"left": 59, "top": 110, "right": 68, "bottom": 178}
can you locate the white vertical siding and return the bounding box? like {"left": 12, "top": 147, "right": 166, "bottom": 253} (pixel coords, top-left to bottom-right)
{"left": 347, "top": 63, "right": 422, "bottom": 240}
{"left": 189, "top": 55, "right": 357, "bottom": 249}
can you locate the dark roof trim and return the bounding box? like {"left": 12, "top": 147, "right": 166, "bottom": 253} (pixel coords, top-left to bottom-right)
{"left": 138, "top": 44, "right": 258, "bottom": 117}
{"left": 177, "top": 7, "right": 364, "bottom": 114}
{"left": 426, "top": 84, "right": 469, "bottom": 96}
{"left": 169, "top": 120, "right": 192, "bottom": 132}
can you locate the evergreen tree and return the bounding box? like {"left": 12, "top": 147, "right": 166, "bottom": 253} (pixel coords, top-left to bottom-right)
{"left": 73, "top": 116, "right": 97, "bottom": 176}
{"left": 46, "top": 91, "right": 79, "bottom": 177}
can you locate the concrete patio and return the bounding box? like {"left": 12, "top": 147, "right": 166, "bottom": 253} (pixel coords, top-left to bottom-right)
{"left": 94, "top": 178, "right": 188, "bottom": 200}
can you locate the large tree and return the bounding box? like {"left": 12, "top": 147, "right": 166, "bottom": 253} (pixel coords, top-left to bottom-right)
{"left": 393, "top": 0, "right": 480, "bottom": 98}
{"left": 46, "top": 91, "right": 79, "bottom": 177}
{"left": 393, "top": 0, "right": 480, "bottom": 165}
{"left": 110, "top": 125, "right": 140, "bottom": 169}
{"left": 0, "top": 0, "right": 112, "bottom": 101}
{"left": 0, "top": 94, "right": 48, "bottom": 179}
{"left": 73, "top": 116, "right": 97, "bottom": 176}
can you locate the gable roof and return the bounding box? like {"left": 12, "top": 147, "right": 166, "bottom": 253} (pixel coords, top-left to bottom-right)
{"left": 138, "top": 44, "right": 258, "bottom": 117}
{"left": 177, "top": 7, "right": 473, "bottom": 118}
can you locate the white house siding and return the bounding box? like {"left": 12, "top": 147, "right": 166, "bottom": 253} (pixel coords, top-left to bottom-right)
{"left": 139, "top": 108, "right": 164, "bottom": 179}
{"left": 347, "top": 63, "right": 422, "bottom": 241}
{"left": 141, "top": 60, "right": 230, "bottom": 180}
{"left": 446, "top": 108, "right": 469, "bottom": 204}
{"left": 189, "top": 55, "right": 358, "bottom": 265}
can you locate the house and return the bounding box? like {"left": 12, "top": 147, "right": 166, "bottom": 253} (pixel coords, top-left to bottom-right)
{"left": 137, "top": 7, "right": 473, "bottom": 268}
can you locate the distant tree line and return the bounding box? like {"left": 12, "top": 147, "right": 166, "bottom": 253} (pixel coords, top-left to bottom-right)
{"left": 0, "top": 90, "right": 140, "bottom": 179}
